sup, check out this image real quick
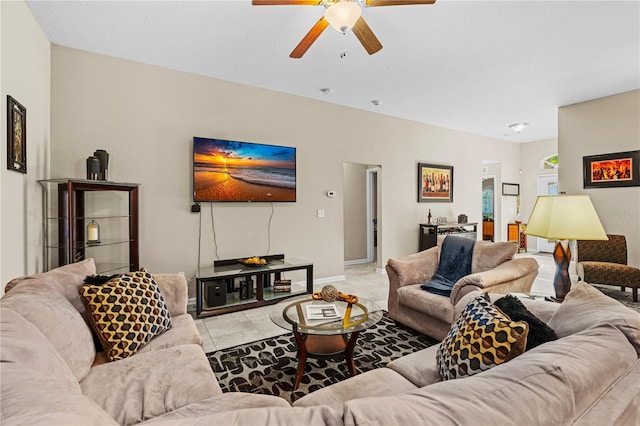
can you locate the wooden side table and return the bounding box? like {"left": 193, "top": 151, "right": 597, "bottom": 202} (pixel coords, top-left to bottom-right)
{"left": 507, "top": 221, "right": 527, "bottom": 253}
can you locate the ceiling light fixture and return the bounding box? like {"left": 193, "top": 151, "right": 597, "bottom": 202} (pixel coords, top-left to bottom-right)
{"left": 371, "top": 100, "right": 381, "bottom": 106}
{"left": 509, "top": 122, "right": 529, "bottom": 134}
{"left": 320, "top": 88, "right": 332, "bottom": 95}
{"left": 324, "top": 1, "right": 361, "bottom": 33}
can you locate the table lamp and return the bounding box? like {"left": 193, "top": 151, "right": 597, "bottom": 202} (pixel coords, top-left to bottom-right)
{"left": 525, "top": 194, "right": 607, "bottom": 301}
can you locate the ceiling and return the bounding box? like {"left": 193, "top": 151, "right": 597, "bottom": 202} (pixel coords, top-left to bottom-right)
{"left": 26, "top": 0, "right": 640, "bottom": 143}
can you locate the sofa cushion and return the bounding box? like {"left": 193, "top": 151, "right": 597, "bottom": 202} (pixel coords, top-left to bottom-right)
{"left": 471, "top": 240, "right": 517, "bottom": 273}
{"left": 0, "top": 307, "right": 80, "bottom": 392}
{"left": 138, "top": 393, "right": 290, "bottom": 424}
{"left": 140, "top": 405, "right": 343, "bottom": 426}
{"left": 437, "top": 294, "right": 528, "bottom": 380}
{"left": 0, "top": 280, "right": 95, "bottom": 381}
{"left": 5, "top": 258, "right": 96, "bottom": 313}
{"left": 547, "top": 281, "right": 640, "bottom": 355}
{"left": 0, "top": 362, "right": 118, "bottom": 426}
{"left": 293, "top": 367, "right": 418, "bottom": 410}
{"left": 386, "top": 344, "right": 443, "bottom": 388}
{"left": 80, "top": 344, "right": 222, "bottom": 426}
{"left": 494, "top": 295, "right": 558, "bottom": 351}
{"left": 80, "top": 269, "right": 172, "bottom": 361}
{"left": 135, "top": 313, "right": 202, "bottom": 354}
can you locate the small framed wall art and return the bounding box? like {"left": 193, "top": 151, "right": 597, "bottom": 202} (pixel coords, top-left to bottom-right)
{"left": 583, "top": 150, "right": 640, "bottom": 189}
{"left": 418, "top": 162, "right": 453, "bottom": 202}
{"left": 7, "top": 95, "right": 27, "bottom": 174}
{"left": 502, "top": 182, "right": 520, "bottom": 196}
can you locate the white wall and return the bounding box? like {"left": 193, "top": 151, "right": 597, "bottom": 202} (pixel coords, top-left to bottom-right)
{"left": 520, "top": 138, "right": 558, "bottom": 250}
{"left": 49, "top": 46, "right": 523, "bottom": 296}
{"left": 559, "top": 90, "right": 640, "bottom": 268}
{"left": 0, "top": 1, "right": 50, "bottom": 291}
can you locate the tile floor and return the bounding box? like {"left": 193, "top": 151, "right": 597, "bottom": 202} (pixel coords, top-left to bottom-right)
{"left": 194, "top": 251, "right": 560, "bottom": 353}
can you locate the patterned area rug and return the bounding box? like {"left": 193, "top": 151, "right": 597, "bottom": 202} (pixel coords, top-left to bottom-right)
{"left": 206, "top": 313, "right": 438, "bottom": 404}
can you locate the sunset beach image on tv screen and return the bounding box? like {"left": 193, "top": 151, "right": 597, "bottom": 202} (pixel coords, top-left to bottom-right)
{"left": 193, "top": 137, "right": 296, "bottom": 202}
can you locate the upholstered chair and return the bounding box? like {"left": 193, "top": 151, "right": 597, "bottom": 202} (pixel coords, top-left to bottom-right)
{"left": 386, "top": 238, "right": 539, "bottom": 340}
{"left": 576, "top": 234, "right": 640, "bottom": 302}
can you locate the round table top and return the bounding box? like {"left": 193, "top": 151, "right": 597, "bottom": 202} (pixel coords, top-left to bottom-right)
{"left": 270, "top": 294, "right": 383, "bottom": 336}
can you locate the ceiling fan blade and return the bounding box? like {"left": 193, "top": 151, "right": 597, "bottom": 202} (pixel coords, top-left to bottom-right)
{"left": 352, "top": 17, "right": 383, "bottom": 55}
{"left": 290, "top": 17, "right": 330, "bottom": 58}
{"left": 365, "top": 0, "right": 436, "bottom": 6}
{"left": 252, "top": 0, "right": 322, "bottom": 5}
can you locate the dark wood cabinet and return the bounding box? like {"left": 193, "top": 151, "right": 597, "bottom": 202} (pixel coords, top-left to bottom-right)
{"left": 419, "top": 222, "right": 478, "bottom": 251}
{"left": 39, "top": 179, "right": 140, "bottom": 274}
{"left": 507, "top": 221, "right": 527, "bottom": 253}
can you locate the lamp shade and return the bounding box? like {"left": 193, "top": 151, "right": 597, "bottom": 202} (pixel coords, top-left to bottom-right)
{"left": 525, "top": 195, "right": 608, "bottom": 240}
{"left": 324, "top": 2, "right": 361, "bottom": 32}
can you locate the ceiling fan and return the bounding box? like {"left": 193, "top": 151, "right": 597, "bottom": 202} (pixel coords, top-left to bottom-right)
{"left": 252, "top": 0, "right": 436, "bottom": 58}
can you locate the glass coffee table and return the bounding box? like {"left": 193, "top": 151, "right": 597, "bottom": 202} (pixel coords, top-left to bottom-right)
{"left": 270, "top": 294, "right": 383, "bottom": 389}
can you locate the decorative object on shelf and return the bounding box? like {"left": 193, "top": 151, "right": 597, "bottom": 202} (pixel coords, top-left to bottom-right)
{"left": 427, "top": 209, "right": 432, "bottom": 224}
{"left": 457, "top": 214, "right": 468, "bottom": 224}
{"left": 502, "top": 182, "right": 520, "bottom": 196}
{"left": 418, "top": 163, "right": 453, "bottom": 203}
{"left": 525, "top": 195, "right": 608, "bottom": 301}
{"left": 6, "top": 95, "right": 27, "bottom": 174}
{"left": 87, "top": 220, "right": 101, "bottom": 245}
{"left": 239, "top": 256, "right": 268, "bottom": 267}
{"left": 582, "top": 150, "right": 640, "bottom": 189}
{"left": 86, "top": 156, "right": 100, "bottom": 180}
{"left": 94, "top": 149, "right": 110, "bottom": 180}
{"left": 239, "top": 278, "right": 254, "bottom": 300}
{"left": 273, "top": 279, "right": 291, "bottom": 292}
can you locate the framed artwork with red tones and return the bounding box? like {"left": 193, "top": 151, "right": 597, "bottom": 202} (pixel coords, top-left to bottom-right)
{"left": 418, "top": 163, "right": 453, "bottom": 202}
{"left": 583, "top": 150, "right": 639, "bottom": 189}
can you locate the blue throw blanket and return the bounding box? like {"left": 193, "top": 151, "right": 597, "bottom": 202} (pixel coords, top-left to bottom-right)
{"left": 420, "top": 236, "right": 476, "bottom": 297}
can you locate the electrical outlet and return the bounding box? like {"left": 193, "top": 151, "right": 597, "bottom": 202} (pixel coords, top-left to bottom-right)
{"left": 317, "top": 209, "right": 325, "bottom": 218}
{"left": 178, "top": 271, "right": 185, "bottom": 277}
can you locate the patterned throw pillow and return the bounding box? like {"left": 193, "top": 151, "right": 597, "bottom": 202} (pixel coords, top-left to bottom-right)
{"left": 79, "top": 270, "right": 172, "bottom": 361}
{"left": 437, "top": 294, "right": 529, "bottom": 380}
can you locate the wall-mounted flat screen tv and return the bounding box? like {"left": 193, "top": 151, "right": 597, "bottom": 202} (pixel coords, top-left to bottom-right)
{"left": 193, "top": 137, "right": 296, "bottom": 202}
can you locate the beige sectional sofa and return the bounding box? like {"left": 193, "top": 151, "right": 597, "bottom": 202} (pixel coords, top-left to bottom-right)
{"left": 0, "top": 259, "right": 338, "bottom": 426}
{"left": 387, "top": 239, "right": 539, "bottom": 340}
{"left": 2, "top": 259, "right": 639, "bottom": 425}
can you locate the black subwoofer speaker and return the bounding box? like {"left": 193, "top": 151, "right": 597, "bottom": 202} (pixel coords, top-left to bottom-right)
{"left": 205, "top": 280, "right": 226, "bottom": 307}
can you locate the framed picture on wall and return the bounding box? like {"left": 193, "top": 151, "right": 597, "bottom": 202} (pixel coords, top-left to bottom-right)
{"left": 502, "top": 182, "right": 520, "bottom": 196}
{"left": 7, "top": 95, "right": 27, "bottom": 174}
{"left": 583, "top": 150, "right": 640, "bottom": 189}
{"left": 417, "top": 163, "right": 453, "bottom": 202}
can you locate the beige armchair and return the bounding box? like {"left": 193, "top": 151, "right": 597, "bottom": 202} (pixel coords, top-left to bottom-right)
{"left": 386, "top": 239, "right": 539, "bottom": 340}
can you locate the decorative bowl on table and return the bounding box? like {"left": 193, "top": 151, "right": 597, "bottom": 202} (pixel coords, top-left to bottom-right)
{"left": 239, "top": 256, "right": 268, "bottom": 267}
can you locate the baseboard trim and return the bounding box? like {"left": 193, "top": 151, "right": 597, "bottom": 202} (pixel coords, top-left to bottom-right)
{"left": 312, "top": 275, "right": 346, "bottom": 285}
{"left": 344, "top": 259, "right": 369, "bottom": 266}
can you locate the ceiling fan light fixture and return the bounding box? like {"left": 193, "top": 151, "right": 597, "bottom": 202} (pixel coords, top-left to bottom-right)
{"left": 509, "top": 122, "right": 529, "bottom": 134}
{"left": 325, "top": 1, "right": 361, "bottom": 33}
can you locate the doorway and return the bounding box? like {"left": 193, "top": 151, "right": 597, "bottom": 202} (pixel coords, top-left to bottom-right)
{"left": 536, "top": 173, "right": 559, "bottom": 253}
{"left": 343, "top": 163, "right": 380, "bottom": 266}
{"left": 482, "top": 177, "right": 495, "bottom": 241}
